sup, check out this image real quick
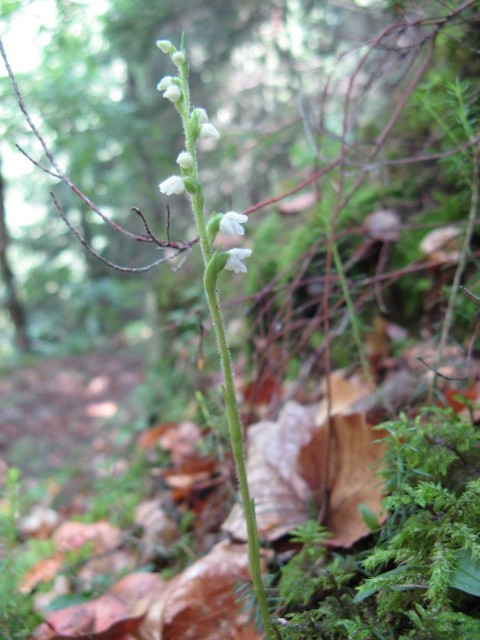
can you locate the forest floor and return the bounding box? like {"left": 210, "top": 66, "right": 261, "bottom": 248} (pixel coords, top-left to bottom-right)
{"left": 0, "top": 349, "right": 144, "bottom": 484}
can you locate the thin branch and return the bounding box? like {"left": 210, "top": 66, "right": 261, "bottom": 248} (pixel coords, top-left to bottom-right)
{"left": 130, "top": 207, "right": 193, "bottom": 251}
{"left": 434, "top": 143, "right": 480, "bottom": 382}
{"left": 50, "top": 194, "right": 183, "bottom": 273}
{"left": 15, "top": 144, "right": 61, "bottom": 179}
{"left": 0, "top": 36, "right": 169, "bottom": 246}
{"left": 243, "top": 157, "right": 342, "bottom": 216}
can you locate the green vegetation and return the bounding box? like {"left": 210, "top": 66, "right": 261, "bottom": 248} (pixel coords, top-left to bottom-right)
{"left": 0, "top": 469, "right": 41, "bottom": 638}
{"left": 0, "top": 1, "right": 479, "bottom": 638}
{"left": 277, "top": 408, "right": 480, "bottom": 640}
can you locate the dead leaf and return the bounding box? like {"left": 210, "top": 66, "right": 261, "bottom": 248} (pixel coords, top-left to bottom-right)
{"left": 19, "top": 553, "right": 65, "bottom": 594}
{"left": 49, "top": 611, "right": 147, "bottom": 640}
{"left": 276, "top": 190, "right": 318, "bottom": 215}
{"left": 53, "top": 521, "right": 122, "bottom": 554}
{"left": 420, "top": 225, "right": 462, "bottom": 262}
{"left": 315, "top": 372, "right": 373, "bottom": 424}
{"left": 223, "top": 377, "right": 385, "bottom": 547}
{"left": 33, "top": 573, "right": 165, "bottom": 640}
{"left": 162, "top": 457, "right": 217, "bottom": 502}
{"left": 365, "top": 209, "right": 401, "bottom": 241}
{"left": 222, "top": 402, "right": 318, "bottom": 540}
{"left": 109, "top": 572, "right": 167, "bottom": 606}
{"left": 77, "top": 549, "right": 134, "bottom": 586}
{"left": 137, "top": 421, "right": 202, "bottom": 467}
{"left": 136, "top": 541, "right": 263, "bottom": 640}
{"left": 134, "top": 499, "right": 179, "bottom": 562}
{"left": 299, "top": 413, "right": 386, "bottom": 547}
{"left": 19, "top": 506, "right": 60, "bottom": 539}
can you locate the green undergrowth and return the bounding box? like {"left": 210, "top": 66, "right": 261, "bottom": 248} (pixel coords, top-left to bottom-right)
{"left": 277, "top": 406, "right": 480, "bottom": 640}
{"left": 0, "top": 469, "right": 42, "bottom": 639}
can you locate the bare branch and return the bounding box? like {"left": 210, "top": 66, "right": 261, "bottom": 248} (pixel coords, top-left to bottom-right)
{"left": 50, "top": 193, "right": 183, "bottom": 273}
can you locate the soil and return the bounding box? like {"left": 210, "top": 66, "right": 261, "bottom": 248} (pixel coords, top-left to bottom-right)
{"left": 0, "top": 349, "right": 145, "bottom": 482}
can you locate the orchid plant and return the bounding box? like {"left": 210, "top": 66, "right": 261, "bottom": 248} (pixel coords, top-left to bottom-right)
{"left": 156, "top": 36, "right": 274, "bottom": 638}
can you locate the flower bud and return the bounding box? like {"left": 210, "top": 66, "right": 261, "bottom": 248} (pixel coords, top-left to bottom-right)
{"left": 157, "top": 76, "right": 173, "bottom": 91}
{"left": 176, "top": 151, "right": 194, "bottom": 169}
{"left": 204, "top": 249, "right": 228, "bottom": 292}
{"left": 206, "top": 213, "right": 223, "bottom": 246}
{"left": 172, "top": 51, "right": 186, "bottom": 68}
{"left": 199, "top": 122, "right": 220, "bottom": 141}
{"left": 163, "top": 84, "right": 181, "bottom": 103}
{"left": 159, "top": 175, "right": 185, "bottom": 196}
{"left": 156, "top": 39, "right": 173, "bottom": 54}
{"left": 182, "top": 176, "right": 200, "bottom": 194}
{"left": 193, "top": 108, "right": 208, "bottom": 124}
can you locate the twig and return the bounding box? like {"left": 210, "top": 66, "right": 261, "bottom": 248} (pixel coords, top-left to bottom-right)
{"left": 51, "top": 193, "right": 185, "bottom": 273}
{"left": 0, "top": 36, "right": 194, "bottom": 260}
{"left": 433, "top": 143, "right": 480, "bottom": 387}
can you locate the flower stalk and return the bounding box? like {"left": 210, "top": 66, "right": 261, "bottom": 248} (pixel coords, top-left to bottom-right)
{"left": 156, "top": 37, "right": 274, "bottom": 638}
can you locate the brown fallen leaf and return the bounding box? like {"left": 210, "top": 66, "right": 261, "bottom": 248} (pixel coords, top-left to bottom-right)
{"left": 19, "top": 506, "right": 60, "bottom": 540}
{"left": 222, "top": 402, "right": 318, "bottom": 541}
{"left": 19, "top": 553, "right": 65, "bottom": 594}
{"left": 49, "top": 611, "right": 147, "bottom": 640}
{"left": 33, "top": 573, "right": 166, "bottom": 640}
{"left": 365, "top": 209, "right": 401, "bottom": 242}
{"left": 223, "top": 376, "right": 385, "bottom": 547}
{"left": 53, "top": 521, "right": 122, "bottom": 554}
{"left": 420, "top": 225, "right": 462, "bottom": 262}
{"left": 299, "top": 413, "right": 386, "bottom": 547}
{"left": 135, "top": 541, "right": 263, "bottom": 640}
{"left": 137, "top": 421, "right": 202, "bottom": 467}
{"left": 134, "top": 499, "right": 179, "bottom": 562}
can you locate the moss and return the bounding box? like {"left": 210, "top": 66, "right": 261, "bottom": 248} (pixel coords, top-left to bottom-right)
{"left": 277, "top": 407, "right": 480, "bottom": 640}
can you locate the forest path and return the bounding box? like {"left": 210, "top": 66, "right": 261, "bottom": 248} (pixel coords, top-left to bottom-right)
{"left": 0, "top": 350, "right": 145, "bottom": 482}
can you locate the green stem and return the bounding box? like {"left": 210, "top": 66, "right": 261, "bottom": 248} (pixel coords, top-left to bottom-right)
{"left": 204, "top": 285, "right": 273, "bottom": 638}
{"left": 331, "top": 239, "right": 371, "bottom": 381}
{"left": 178, "top": 55, "right": 274, "bottom": 639}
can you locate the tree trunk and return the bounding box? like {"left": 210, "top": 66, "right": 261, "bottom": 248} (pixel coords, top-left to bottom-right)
{"left": 0, "top": 157, "right": 31, "bottom": 351}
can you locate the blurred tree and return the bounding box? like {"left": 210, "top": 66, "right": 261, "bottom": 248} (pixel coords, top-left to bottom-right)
{"left": 0, "top": 154, "right": 30, "bottom": 350}
{"left": 3, "top": 0, "right": 451, "bottom": 358}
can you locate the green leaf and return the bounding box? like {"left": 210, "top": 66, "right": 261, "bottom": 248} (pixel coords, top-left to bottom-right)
{"left": 450, "top": 549, "right": 480, "bottom": 597}
{"left": 358, "top": 503, "right": 380, "bottom": 531}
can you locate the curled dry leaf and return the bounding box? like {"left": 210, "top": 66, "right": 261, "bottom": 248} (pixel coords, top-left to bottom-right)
{"left": 365, "top": 209, "right": 401, "bottom": 242}
{"left": 53, "top": 520, "right": 122, "bottom": 554}
{"left": 223, "top": 374, "right": 385, "bottom": 547}
{"left": 276, "top": 190, "right": 318, "bottom": 215}
{"left": 222, "top": 402, "right": 318, "bottom": 540}
{"left": 134, "top": 499, "right": 179, "bottom": 562}
{"left": 19, "top": 554, "right": 65, "bottom": 594}
{"left": 19, "top": 506, "right": 60, "bottom": 540}
{"left": 137, "top": 421, "right": 202, "bottom": 467}
{"left": 33, "top": 573, "right": 166, "bottom": 640}
{"left": 420, "top": 225, "right": 462, "bottom": 262}
{"left": 135, "top": 541, "right": 263, "bottom": 640}
{"left": 299, "top": 413, "right": 387, "bottom": 547}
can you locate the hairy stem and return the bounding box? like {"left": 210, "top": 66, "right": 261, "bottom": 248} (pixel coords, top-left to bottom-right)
{"left": 178, "top": 54, "right": 274, "bottom": 639}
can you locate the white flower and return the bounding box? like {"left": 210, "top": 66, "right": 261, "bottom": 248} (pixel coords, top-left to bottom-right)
{"left": 225, "top": 248, "right": 252, "bottom": 273}
{"left": 157, "top": 75, "right": 173, "bottom": 91}
{"left": 219, "top": 211, "right": 248, "bottom": 236}
{"left": 176, "top": 151, "right": 194, "bottom": 169}
{"left": 193, "top": 107, "right": 208, "bottom": 124}
{"left": 199, "top": 122, "right": 220, "bottom": 140}
{"left": 156, "top": 40, "right": 172, "bottom": 53}
{"left": 159, "top": 175, "right": 185, "bottom": 196}
{"left": 172, "top": 51, "right": 185, "bottom": 67}
{"left": 163, "top": 84, "right": 181, "bottom": 102}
